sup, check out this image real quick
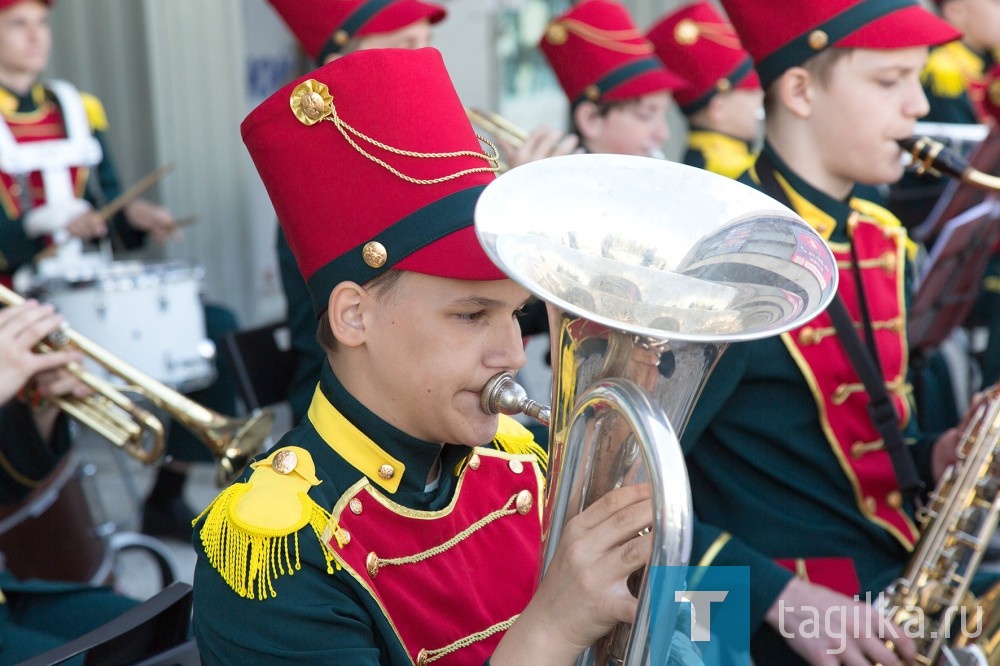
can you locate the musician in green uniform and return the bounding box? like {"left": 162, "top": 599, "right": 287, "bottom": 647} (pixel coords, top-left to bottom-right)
{"left": 646, "top": 1, "right": 763, "bottom": 179}
{"left": 683, "top": 0, "right": 978, "bottom": 663}
{"left": 0, "top": 0, "right": 239, "bottom": 543}
{"left": 191, "top": 47, "right": 695, "bottom": 665}
{"left": 0, "top": 299, "right": 140, "bottom": 663}
{"left": 265, "top": 0, "right": 446, "bottom": 428}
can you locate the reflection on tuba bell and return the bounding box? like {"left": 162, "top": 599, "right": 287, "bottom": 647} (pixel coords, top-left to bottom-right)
{"left": 0, "top": 283, "right": 273, "bottom": 486}
{"left": 474, "top": 154, "right": 839, "bottom": 665}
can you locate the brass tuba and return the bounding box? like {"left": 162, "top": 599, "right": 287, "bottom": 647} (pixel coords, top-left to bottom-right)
{"left": 0, "top": 283, "right": 273, "bottom": 486}
{"left": 474, "top": 154, "right": 839, "bottom": 665}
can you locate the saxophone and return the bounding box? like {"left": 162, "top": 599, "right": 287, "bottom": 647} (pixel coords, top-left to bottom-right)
{"left": 880, "top": 388, "right": 1000, "bottom": 665}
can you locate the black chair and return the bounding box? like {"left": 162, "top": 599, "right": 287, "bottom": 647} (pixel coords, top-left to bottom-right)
{"left": 17, "top": 581, "right": 198, "bottom": 666}
{"left": 221, "top": 321, "right": 296, "bottom": 413}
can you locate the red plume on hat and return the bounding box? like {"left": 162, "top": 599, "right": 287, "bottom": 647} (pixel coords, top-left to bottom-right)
{"left": 647, "top": 1, "right": 760, "bottom": 115}
{"left": 241, "top": 48, "right": 505, "bottom": 316}
{"left": 719, "top": 0, "right": 960, "bottom": 89}
{"left": 266, "top": 0, "right": 446, "bottom": 62}
{"left": 539, "top": 0, "right": 686, "bottom": 107}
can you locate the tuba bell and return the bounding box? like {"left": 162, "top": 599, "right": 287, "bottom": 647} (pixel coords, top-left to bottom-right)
{"left": 474, "top": 154, "right": 839, "bottom": 665}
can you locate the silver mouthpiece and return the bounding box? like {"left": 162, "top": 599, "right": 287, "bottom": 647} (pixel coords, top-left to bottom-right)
{"left": 480, "top": 372, "right": 551, "bottom": 426}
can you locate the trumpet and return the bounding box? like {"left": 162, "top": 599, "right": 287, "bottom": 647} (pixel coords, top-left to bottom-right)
{"left": 898, "top": 135, "right": 1000, "bottom": 192}
{"left": 466, "top": 108, "right": 529, "bottom": 149}
{"left": 0, "top": 283, "right": 273, "bottom": 486}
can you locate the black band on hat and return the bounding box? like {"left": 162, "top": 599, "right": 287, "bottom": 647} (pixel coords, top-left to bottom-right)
{"left": 755, "top": 0, "right": 915, "bottom": 89}
{"left": 316, "top": 0, "right": 398, "bottom": 64}
{"left": 306, "top": 185, "right": 486, "bottom": 315}
{"left": 680, "top": 56, "right": 755, "bottom": 116}
{"left": 573, "top": 57, "right": 665, "bottom": 108}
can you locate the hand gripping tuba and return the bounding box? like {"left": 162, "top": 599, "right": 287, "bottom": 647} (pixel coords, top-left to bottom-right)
{"left": 474, "top": 154, "right": 839, "bottom": 665}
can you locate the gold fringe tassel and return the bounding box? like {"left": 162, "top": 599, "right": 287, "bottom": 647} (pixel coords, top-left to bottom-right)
{"left": 195, "top": 483, "right": 341, "bottom": 600}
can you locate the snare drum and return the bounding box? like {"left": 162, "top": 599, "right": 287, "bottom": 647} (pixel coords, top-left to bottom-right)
{"left": 29, "top": 260, "right": 216, "bottom": 392}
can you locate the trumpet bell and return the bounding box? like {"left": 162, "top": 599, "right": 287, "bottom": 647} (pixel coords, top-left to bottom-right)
{"left": 211, "top": 409, "right": 276, "bottom": 486}
{"left": 476, "top": 154, "right": 838, "bottom": 343}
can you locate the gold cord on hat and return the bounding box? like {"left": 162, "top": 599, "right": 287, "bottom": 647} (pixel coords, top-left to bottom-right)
{"left": 290, "top": 80, "right": 500, "bottom": 185}
{"left": 673, "top": 18, "right": 743, "bottom": 50}
{"left": 548, "top": 18, "right": 653, "bottom": 55}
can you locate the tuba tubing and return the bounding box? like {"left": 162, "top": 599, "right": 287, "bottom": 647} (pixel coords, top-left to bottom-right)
{"left": 0, "top": 283, "right": 273, "bottom": 485}
{"left": 898, "top": 136, "right": 1000, "bottom": 192}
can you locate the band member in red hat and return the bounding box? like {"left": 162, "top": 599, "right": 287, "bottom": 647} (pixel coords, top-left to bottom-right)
{"left": 0, "top": 0, "right": 239, "bottom": 545}
{"left": 190, "top": 47, "right": 688, "bottom": 665}
{"left": 679, "top": 0, "right": 979, "bottom": 663}
{"left": 503, "top": 0, "right": 686, "bottom": 168}
{"left": 646, "top": 1, "right": 762, "bottom": 179}
{"left": 266, "top": 0, "right": 448, "bottom": 430}
{"left": 266, "top": 0, "right": 444, "bottom": 65}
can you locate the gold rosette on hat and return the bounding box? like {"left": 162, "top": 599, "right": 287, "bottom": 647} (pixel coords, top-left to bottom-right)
{"left": 290, "top": 79, "right": 333, "bottom": 126}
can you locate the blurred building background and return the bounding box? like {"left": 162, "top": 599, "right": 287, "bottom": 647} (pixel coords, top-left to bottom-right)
{"left": 45, "top": 0, "right": 691, "bottom": 330}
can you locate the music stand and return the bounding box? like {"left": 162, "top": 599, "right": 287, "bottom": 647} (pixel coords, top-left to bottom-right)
{"left": 908, "top": 198, "right": 1000, "bottom": 355}
{"left": 916, "top": 126, "right": 1000, "bottom": 244}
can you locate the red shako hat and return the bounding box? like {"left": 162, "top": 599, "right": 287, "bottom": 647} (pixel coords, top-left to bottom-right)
{"left": 646, "top": 1, "right": 760, "bottom": 115}
{"left": 719, "top": 0, "right": 961, "bottom": 89}
{"left": 241, "top": 47, "right": 506, "bottom": 317}
{"left": 539, "top": 0, "right": 687, "bottom": 108}
{"left": 266, "top": 0, "right": 446, "bottom": 62}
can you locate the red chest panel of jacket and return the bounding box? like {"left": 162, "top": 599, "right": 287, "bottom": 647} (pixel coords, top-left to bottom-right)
{"left": 784, "top": 216, "right": 919, "bottom": 546}
{"left": 0, "top": 103, "right": 88, "bottom": 217}
{"left": 328, "top": 449, "right": 544, "bottom": 665}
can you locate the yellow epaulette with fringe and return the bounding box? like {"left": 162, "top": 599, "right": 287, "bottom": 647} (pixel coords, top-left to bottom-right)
{"left": 850, "top": 196, "right": 918, "bottom": 263}
{"left": 490, "top": 414, "right": 548, "bottom": 474}
{"left": 195, "top": 446, "right": 341, "bottom": 600}
{"left": 79, "top": 92, "right": 108, "bottom": 132}
{"left": 923, "top": 41, "right": 981, "bottom": 100}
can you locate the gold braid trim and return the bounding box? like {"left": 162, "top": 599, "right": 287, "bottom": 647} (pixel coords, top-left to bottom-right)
{"left": 419, "top": 615, "right": 519, "bottom": 663}
{"left": 370, "top": 493, "right": 523, "bottom": 574}
{"left": 195, "top": 483, "right": 340, "bottom": 600}
{"left": 556, "top": 19, "right": 652, "bottom": 55}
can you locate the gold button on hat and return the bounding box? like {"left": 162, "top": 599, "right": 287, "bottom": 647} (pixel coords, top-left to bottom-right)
{"left": 674, "top": 18, "right": 700, "bottom": 45}
{"left": 808, "top": 29, "right": 829, "bottom": 50}
{"left": 362, "top": 241, "right": 387, "bottom": 268}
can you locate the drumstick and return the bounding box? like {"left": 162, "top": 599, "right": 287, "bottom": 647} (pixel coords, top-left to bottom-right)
{"left": 98, "top": 163, "right": 176, "bottom": 221}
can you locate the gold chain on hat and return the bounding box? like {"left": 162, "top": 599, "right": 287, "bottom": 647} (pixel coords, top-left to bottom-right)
{"left": 673, "top": 18, "right": 743, "bottom": 50}
{"left": 549, "top": 18, "right": 653, "bottom": 55}
{"left": 290, "top": 79, "right": 500, "bottom": 185}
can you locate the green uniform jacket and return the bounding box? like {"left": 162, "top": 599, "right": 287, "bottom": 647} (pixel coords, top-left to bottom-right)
{"left": 681, "top": 143, "right": 939, "bottom": 663}
{"left": 192, "top": 362, "right": 548, "bottom": 664}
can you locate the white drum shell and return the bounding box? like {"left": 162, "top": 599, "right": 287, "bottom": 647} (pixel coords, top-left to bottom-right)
{"left": 30, "top": 260, "right": 216, "bottom": 391}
